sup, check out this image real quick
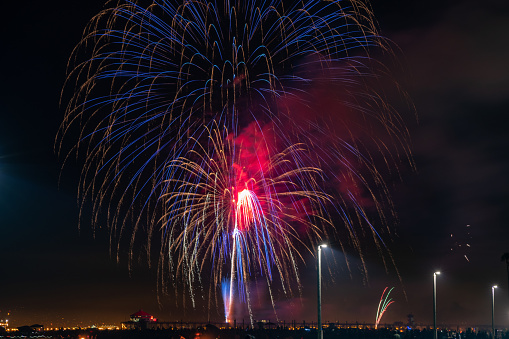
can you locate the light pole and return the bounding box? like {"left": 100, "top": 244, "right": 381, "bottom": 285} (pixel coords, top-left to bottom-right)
{"left": 317, "top": 244, "right": 327, "bottom": 339}
{"left": 492, "top": 285, "right": 498, "bottom": 339}
{"left": 433, "top": 271, "right": 440, "bottom": 339}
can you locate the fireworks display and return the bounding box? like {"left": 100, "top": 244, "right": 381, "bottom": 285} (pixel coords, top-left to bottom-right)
{"left": 57, "top": 0, "right": 412, "bottom": 322}
{"left": 375, "top": 287, "right": 394, "bottom": 329}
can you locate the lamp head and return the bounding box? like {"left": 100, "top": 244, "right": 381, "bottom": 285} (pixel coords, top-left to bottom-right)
{"left": 434, "top": 271, "right": 441, "bottom": 276}
{"left": 493, "top": 285, "right": 498, "bottom": 289}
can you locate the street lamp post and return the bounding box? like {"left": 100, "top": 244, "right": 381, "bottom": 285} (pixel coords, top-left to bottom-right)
{"left": 317, "top": 244, "right": 327, "bottom": 339}
{"left": 433, "top": 271, "right": 441, "bottom": 339}
{"left": 492, "top": 285, "right": 498, "bottom": 339}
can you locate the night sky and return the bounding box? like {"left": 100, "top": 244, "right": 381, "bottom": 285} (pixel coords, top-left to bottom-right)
{"left": 1, "top": 0, "right": 509, "bottom": 329}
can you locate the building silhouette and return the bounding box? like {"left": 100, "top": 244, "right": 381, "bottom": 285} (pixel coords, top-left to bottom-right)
{"left": 121, "top": 310, "right": 158, "bottom": 330}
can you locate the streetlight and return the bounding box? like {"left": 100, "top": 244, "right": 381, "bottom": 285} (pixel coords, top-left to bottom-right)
{"left": 433, "top": 271, "right": 441, "bottom": 339}
{"left": 492, "top": 285, "right": 498, "bottom": 339}
{"left": 317, "top": 244, "right": 327, "bottom": 339}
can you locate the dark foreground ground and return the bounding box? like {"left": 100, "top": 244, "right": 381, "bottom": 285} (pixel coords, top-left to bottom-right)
{"left": 1, "top": 328, "right": 509, "bottom": 339}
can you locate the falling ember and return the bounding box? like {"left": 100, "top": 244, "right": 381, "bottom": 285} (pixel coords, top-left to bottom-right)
{"left": 450, "top": 224, "right": 473, "bottom": 262}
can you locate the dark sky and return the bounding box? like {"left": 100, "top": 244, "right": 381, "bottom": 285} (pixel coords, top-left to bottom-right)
{"left": 1, "top": 0, "right": 509, "bottom": 329}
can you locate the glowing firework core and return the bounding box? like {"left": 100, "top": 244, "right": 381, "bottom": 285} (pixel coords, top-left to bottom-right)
{"left": 235, "top": 188, "right": 262, "bottom": 231}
